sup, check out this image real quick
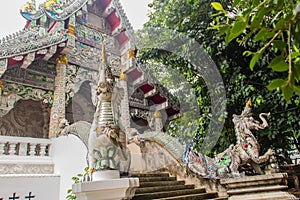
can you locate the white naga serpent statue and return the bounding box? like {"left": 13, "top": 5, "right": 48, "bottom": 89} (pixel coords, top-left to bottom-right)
{"left": 187, "top": 99, "right": 275, "bottom": 178}
{"left": 59, "top": 46, "right": 130, "bottom": 174}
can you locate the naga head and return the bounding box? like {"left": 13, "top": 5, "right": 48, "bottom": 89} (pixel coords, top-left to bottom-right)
{"left": 233, "top": 98, "right": 270, "bottom": 130}
{"left": 233, "top": 98, "right": 253, "bottom": 124}
{"left": 241, "top": 98, "right": 252, "bottom": 116}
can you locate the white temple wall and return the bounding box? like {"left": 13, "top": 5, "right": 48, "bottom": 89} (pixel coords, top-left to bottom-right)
{"left": 0, "top": 174, "right": 60, "bottom": 200}
{"left": 51, "top": 135, "right": 87, "bottom": 200}
{"left": 128, "top": 143, "right": 144, "bottom": 172}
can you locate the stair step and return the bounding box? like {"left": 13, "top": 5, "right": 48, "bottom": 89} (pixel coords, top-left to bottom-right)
{"left": 131, "top": 173, "right": 170, "bottom": 177}
{"left": 151, "top": 192, "right": 219, "bottom": 200}
{"left": 207, "top": 197, "right": 229, "bottom": 200}
{"left": 228, "top": 191, "right": 299, "bottom": 200}
{"left": 132, "top": 188, "right": 208, "bottom": 200}
{"left": 228, "top": 185, "right": 288, "bottom": 195}
{"left": 138, "top": 176, "right": 177, "bottom": 182}
{"left": 139, "top": 180, "right": 186, "bottom": 187}
{"left": 135, "top": 184, "right": 195, "bottom": 194}
{"left": 221, "top": 173, "right": 287, "bottom": 189}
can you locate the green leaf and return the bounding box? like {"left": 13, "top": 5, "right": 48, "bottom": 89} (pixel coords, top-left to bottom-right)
{"left": 243, "top": 51, "right": 253, "bottom": 56}
{"left": 275, "top": 14, "right": 293, "bottom": 29}
{"left": 271, "top": 62, "right": 289, "bottom": 72}
{"left": 273, "top": 40, "right": 287, "bottom": 49}
{"left": 250, "top": 53, "right": 262, "bottom": 70}
{"left": 253, "top": 0, "right": 260, "bottom": 6}
{"left": 216, "top": 25, "right": 230, "bottom": 37}
{"left": 294, "top": 45, "right": 300, "bottom": 53}
{"left": 211, "top": 2, "right": 224, "bottom": 11}
{"left": 254, "top": 29, "right": 268, "bottom": 42}
{"left": 232, "top": 0, "right": 241, "bottom": 7}
{"left": 275, "top": 18, "right": 287, "bottom": 29}
{"left": 282, "top": 85, "right": 294, "bottom": 102}
{"left": 268, "top": 56, "right": 289, "bottom": 72}
{"left": 251, "top": 7, "right": 269, "bottom": 28}
{"left": 293, "top": 21, "right": 300, "bottom": 43}
{"left": 226, "top": 21, "right": 247, "bottom": 44}
{"left": 267, "top": 78, "right": 286, "bottom": 90}
{"left": 242, "top": 9, "right": 253, "bottom": 19}
{"left": 268, "top": 55, "right": 283, "bottom": 66}
{"left": 294, "top": 86, "right": 300, "bottom": 95}
{"left": 293, "top": 64, "right": 300, "bottom": 80}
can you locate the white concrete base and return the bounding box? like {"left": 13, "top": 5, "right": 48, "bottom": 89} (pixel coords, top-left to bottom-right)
{"left": 0, "top": 174, "right": 60, "bottom": 200}
{"left": 72, "top": 178, "right": 139, "bottom": 200}
{"left": 92, "top": 170, "right": 120, "bottom": 181}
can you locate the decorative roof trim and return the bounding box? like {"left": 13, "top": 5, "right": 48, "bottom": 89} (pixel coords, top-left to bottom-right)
{"left": 112, "top": 0, "right": 138, "bottom": 47}
{"left": 20, "top": 0, "right": 45, "bottom": 21}
{"left": 44, "top": 0, "right": 88, "bottom": 21}
{"left": 0, "top": 27, "right": 68, "bottom": 59}
{"left": 134, "top": 61, "right": 180, "bottom": 111}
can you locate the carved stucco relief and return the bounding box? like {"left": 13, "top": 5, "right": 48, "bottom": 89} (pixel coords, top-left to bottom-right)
{"left": 0, "top": 100, "right": 50, "bottom": 138}
{"left": 0, "top": 163, "right": 54, "bottom": 174}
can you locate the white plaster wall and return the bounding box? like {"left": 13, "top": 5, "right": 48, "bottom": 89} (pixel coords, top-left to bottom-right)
{"left": 128, "top": 143, "right": 144, "bottom": 172}
{"left": 0, "top": 174, "right": 60, "bottom": 199}
{"left": 51, "top": 135, "right": 87, "bottom": 200}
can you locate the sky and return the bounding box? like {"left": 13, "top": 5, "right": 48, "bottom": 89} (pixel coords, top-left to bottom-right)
{"left": 0, "top": 0, "right": 151, "bottom": 38}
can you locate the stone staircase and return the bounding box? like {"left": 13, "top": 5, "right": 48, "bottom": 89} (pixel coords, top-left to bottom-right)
{"left": 131, "top": 172, "right": 226, "bottom": 200}
{"left": 220, "top": 173, "right": 298, "bottom": 200}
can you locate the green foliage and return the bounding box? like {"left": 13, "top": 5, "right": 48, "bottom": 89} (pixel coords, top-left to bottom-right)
{"left": 141, "top": 0, "right": 300, "bottom": 161}
{"left": 210, "top": 0, "right": 300, "bottom": 102}
{"left": 66, "top": 167, "right": 90, "bottom": 200}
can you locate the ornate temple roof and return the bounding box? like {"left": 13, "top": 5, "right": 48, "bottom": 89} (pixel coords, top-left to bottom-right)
{"left": 0, "top": 0, "right": 180, "bottom": 120}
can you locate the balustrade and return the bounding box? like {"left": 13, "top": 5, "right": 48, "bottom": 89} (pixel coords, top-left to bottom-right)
{"left": 0, "top": 136, "right": 51, "bottom": 157}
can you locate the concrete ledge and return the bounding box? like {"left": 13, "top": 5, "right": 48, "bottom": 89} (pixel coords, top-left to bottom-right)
{"left": 73, "top": 178, "right": 139, "bottom": 200}
{"left": 221, "top": 173, "right": 287, "bottom": 184}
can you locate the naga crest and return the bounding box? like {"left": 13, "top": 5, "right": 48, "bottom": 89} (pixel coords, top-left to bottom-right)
{"left": 97, "top": 45, "right": 114, "bottom": 98}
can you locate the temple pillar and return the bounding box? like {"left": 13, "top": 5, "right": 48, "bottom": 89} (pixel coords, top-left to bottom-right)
{"left": 119, "top": 73, "right": 131, "bottom": 134}
{"left": 154, "top": 111, "right": 163, "bottom": 132}
{"left": 48, "top": 55, "right": 68, "bottom": 138}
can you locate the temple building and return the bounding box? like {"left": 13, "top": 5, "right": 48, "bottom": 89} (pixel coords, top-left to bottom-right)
{"left": 0, "top": 1, "right": 298, "bottom": 200}
{"left": 0, "top": 0, "right": 181, "bottom": 199}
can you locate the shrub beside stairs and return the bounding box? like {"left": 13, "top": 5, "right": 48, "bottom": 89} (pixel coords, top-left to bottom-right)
{"left": 220, "top": 173, "right": 298, "bottom": 200}
{"left": 131, "top": 172, "right": 227, "bottom": 200}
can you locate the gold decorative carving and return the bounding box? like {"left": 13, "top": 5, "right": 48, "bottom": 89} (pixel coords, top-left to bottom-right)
{"left": 0, "top": 80, "right": 4, "bottom": 91}
{"left": 119, "top": 73, "right": 127, "bottom": 81}
{"left": 153, "top": 111, "right": 162, "bottom": 118}
{"left": 56, "top": 54, "right": 68, "bottom": 65}
{"left": 68, "top": 24, "right": 76, "bottom": 37}
{"left": 129, "top": 49, "right": 136, "bottom": 59}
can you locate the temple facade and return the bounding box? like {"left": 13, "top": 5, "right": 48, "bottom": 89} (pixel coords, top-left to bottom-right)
{"left": 0, "top": 0, "right": 181, "bottom": 199}
{"left": 1, "top": 1, "right": 295, "bottom": 200}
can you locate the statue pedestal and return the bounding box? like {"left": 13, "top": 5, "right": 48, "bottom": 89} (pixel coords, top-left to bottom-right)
{"left": 72, "top": 178, "right": 139, "bottom": 200}
{"left": 92, "top": 170, "right": 120, "bottom": 181}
